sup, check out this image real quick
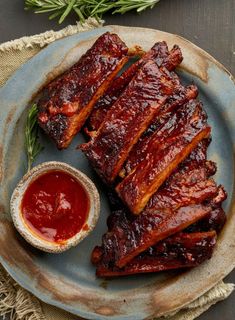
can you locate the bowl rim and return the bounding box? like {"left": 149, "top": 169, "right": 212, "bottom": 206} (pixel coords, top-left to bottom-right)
{"left": 10, "top": 161, "right": 100, "bottom": 253}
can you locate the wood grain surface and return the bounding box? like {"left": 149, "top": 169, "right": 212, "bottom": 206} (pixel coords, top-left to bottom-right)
{"left": 0, "top": 0, "right": 234, "bottom": 319}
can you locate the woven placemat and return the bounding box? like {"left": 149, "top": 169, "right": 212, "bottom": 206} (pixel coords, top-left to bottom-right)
{"left": 0, "top": 19, "right": 234, "bottom": 320}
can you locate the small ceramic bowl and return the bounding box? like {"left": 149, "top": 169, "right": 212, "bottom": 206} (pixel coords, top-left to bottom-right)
{"left": 10, "top": 161, "right": 100, "bottom": 253}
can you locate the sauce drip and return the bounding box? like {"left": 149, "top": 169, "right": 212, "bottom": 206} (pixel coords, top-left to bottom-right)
{"left": 21, "top": 170, "right": 90, "bottom": 243}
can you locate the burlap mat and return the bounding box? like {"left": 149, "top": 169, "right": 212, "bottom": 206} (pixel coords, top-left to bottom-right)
{"left": 0, "top": 19, "right": 234, "bottom": 320}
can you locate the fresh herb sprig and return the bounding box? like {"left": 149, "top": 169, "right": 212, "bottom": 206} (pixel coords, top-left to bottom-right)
{"left": 25, "top": 0, "right": 160, "bottom": 24}
{"left": 25, "top": 104, "right": 44, "bottom": 172}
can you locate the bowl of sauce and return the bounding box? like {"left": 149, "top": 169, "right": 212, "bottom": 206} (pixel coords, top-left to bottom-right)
{"left": 10, "top": 161, "right": 100, "bottom": 253}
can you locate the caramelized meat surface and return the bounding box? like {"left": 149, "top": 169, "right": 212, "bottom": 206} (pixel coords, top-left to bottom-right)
{"left": 107, "top": 141, "right": 219, "bottom": 228}
{"left": 81, "top": 61, "right": 176, "bottom": 184}
{"left": 102, "top": 170, "right": 227, "bottom": 261}
{"left": 186, "top": 207, "right": 226, "bottom": 234}
{"left": 37, "top": 32, "right": 128, "bottom": 149}
{"left": 93, "top": 204, "right": 211, "bottom": 268}
{"left": 87, "top": 42, "right": 183, "bottom": 132}
{"left": 100, "top": 178, "right": 224, "bottom": 269}
{"left": 144, "top": 84, "right": 199, "bottom": 136}
{"left": 116, "top": 100, "right": 211, "bottom": 214}
{"left": 186, "top": 186, "right": 227, "bottom": 234}
{"left": 93, "top": 139, "right": 223, "bottom": 271}
{"left": 79, "top": 36, "right": 227, "bottom": 278}
{"left": 102, "top": 203, "right": 212, "bottom": 268}
{"left": 143, "top": 141, "right": 217, "bottom": 212}
{"left": 94, "top": 231, "right": 217, "bottom": 277}
{"left": 122, "top": 85, "right": 198, "bottom": 176}
{"left": 144, "top": 164, "right": 218, "bottom": 213}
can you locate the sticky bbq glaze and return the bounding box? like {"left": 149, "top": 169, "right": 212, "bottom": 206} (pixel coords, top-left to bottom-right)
{"left": 21, "top": 170, "right": 90, "bottom": 243}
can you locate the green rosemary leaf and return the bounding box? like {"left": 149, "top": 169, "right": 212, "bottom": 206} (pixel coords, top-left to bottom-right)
{"left": 59, "top": 0, "right": 76, "bottom": 24}
{"left": 25, "top": 104, "right": 44, "bottom": 172}
{"left": 49, "top": 10, "right": 63, "bottom": 20}
{"left": 73, "top": 6, "right": 85, "bottom": 22}
{"left": 24, "top": 0, "right": 160, "bottom": 23}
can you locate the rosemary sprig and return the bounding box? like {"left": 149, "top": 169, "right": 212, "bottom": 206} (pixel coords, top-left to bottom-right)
{"left": 25, "top": 104, "right": 44, "bottom": 172}
{"left": 25, "top": 0, "right": 160, "bottom": 24}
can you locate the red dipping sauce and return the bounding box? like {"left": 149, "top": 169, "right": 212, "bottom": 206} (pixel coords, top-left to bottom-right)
{"left": 21, "top": 170, "right": 90, "bottom": 243}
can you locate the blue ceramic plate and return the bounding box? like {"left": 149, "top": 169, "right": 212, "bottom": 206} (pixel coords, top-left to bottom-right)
{"left": 0, "top": 26, "right": 235, "bottom": 320}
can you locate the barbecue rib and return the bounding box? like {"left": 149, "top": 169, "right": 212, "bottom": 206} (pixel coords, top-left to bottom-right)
{"left": 143, "top": 139, "right": 217, "bottom": 211}
{"left": 37, "top": 32, "right": 128, "bottom": 149}
{"left": 87, "top": 42, "right": 183, "bottom": 132}
{"left": 92, "top": 137, "right": 224, "bottom": 271}
{"left": 105, "top": 204, "right": 213, "bottom": 268}
{"left": 106, "top": 140, "right": 220, "bottom": 230}
{"left": 94, "top": 231, "right": 217, "bottom": 277}
{"left": 93, "top": 195, "right": 224, "bottom": 273}
{"left": 122, "top": 85, "right": 199, "bottom": 176}
{"left": 116, "top": 100, "right": 211, "bottom": 214}
{"left": 186, "top": 185, "right": 227, "bottom": 234}
{"left": 81, "top": 61, "right": 176, "bottom": 184}
{"left": 144, "top": 164, "right": 218, "bottom": 213}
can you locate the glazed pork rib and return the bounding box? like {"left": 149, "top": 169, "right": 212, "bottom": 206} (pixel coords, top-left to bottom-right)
{"left": 108, "top": 141, "right": 226, "bottom": 234}
{"left": 143, "top": 140, "right": 217, "bottom": 212}
{"left": 97, "top": 204, "right": 213, "bottom": 269}
{"left": 107, "top": 140, "right": 220, "bottom": 229}
{"left": 87, "top": 42, "right": 183, "bottom": 132}
{"left": 122, "top": 84, "right": 198, "bottom": 176}
{"left": 187, "top": 206, "right": 226, "bottom": 234}
{"left": 103, "top": 170, "right": 219, "bottom": 268}
{"left": 94, "top": 231, "right": 217, "bottom": 277}
{"left": 116, "top": 100, "right": 211, "bottom": 214}
{"left": 37, "top": 32, "right": 128, "bottom": 149}
{"left": 144, "top": 163, "right": 218, "bottom": 213}
{"left": 106, "top": 139, "right": 213, "bottom": 212}
{"left": 91, "top": 129, "right": 226, "bottom": 275}
{"left": 93, "top": 190, "right": 224, "bottom": 272}
{"left": 186, "top": 185, "right": 227, "bottom": 234}
{"left": 81, "top": 61, "right": 176, "bottom": 184}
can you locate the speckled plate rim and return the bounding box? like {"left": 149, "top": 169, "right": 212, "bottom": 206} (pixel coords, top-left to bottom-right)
{"left": 0, "top": 26, "right": 235, "bottom": 320}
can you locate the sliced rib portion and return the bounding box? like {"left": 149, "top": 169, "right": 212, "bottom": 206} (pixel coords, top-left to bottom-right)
{"left": 87, "top": 42, "right": 183, "bottom": 132}
{"left": 94, "top": 231, "right": 217, "bottom": 277}
{"left": 116, "top": 100, "right": 211, "bottom": 214}
{"left": 107, "top": 140, "right": 220, "bottom": 230}
{"left": 37, "top": 32, "right": 128, "bottom": 149}
{"left": 143, "top": 140, "right": 217, "bottom": 213}
{"left": 186, "top": 185, "right": 227, "bottom": 234}
{"left": 92, "top": 139, "right": 225, "bottom": 275}
{"left": 144, "top": 164, "right": 218, "bottom": 214}
{"left": 105, "top": 203, "right": 212, "bottom": 268}
{"left": 144, "top": 84, "right": 199, "bottom": 136}
{"left": 81, "top": 61, "right": 176, "bottom": 184}
{"left": 122, "top": 85, "right": 198, "bottom": 176}
{"left": 105, "top": 180, "right": 224, "bottom": 269}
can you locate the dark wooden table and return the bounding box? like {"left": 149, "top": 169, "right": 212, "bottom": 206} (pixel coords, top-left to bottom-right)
{"left": 0, "top": 0, "right": 234, "bottom": 319}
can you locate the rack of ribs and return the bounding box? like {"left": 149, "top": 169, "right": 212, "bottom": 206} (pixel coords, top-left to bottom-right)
{"left": 93, "top": 231, "right": 217, "bottom": 277}
{"left": 100, "top": 182, "right": 226, "bottom": 271}
{"left": 76, "top": 35, "right": 228, "bottom": 278}
{"left": 116, "top": 100, "right": 211, "bottom": 214}
{"left": 87, "top": 41, "right": 183, "bottom": 133}
{"left": 81, "top": 61, "right": 176, "bottom": 184}
{"left": 37, "top": 32, "right": 129, "bottom": 149}
{"left": 92, "top": 140, "right": 226, "bottom": 273}
{"left": 34, "top": 32, "right": 227, "bottom": 278}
